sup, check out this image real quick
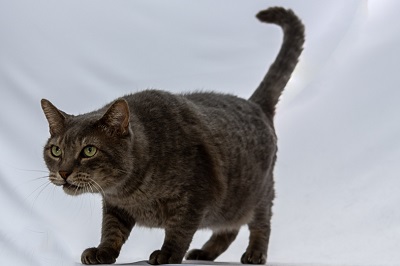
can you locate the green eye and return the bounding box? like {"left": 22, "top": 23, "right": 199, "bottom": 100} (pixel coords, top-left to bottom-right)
{"left": 82, "top": 146, "right": 97, "bottom": 158}
{"left": 51, "top": 145, "right": 62, "bottom": 157}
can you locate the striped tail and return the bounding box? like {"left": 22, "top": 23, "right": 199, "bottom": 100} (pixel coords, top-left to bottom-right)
{"left": 249, "top": 7, "right": 305, "bottom": 116}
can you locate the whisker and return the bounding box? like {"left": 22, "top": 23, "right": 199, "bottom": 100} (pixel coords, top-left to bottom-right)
{"left": 24, "top": 169, "right": 49, "bottom": 173}
{"left": 88, "top": 178, "right": 107, "bottom": 213}
{"left": 26, "top": 181, "right": 51, "bottom": 201}
{"left": 87, "top": 182, "right": 95, "bottom": 194}
{"left": 89, "top": 178, "right": 106, "bottom": 198}
{"left": 88, "top": 182, "right": 101, "bottom": 204}
{"left": 13, "top": 175, "right": 50, "bottom": 190}
{"left": 31, "top": 181, "right": 52, "bottom": 210}
{"left": 12, "top": 167, "right": 49, "bottom": 176}
{"left": 86, "top": 183, "right": 95, "bottom": 218}
{"left": 73, "top": 182, "right": 81, "bottom": 196}
{"left": 51, "top": 183, "right": 56, "bottom": 199}
{"left": 74, "top": 183, "right": 84, "bottom": 217}
{"left": 12, "top": 167, "right": 49, "bottom": 174}
{"left": 25, "top": 176, "right": 50, "bottom": 183}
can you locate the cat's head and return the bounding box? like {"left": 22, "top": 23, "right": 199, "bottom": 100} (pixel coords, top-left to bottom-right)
{"left": 41, "top": 98, "right": 133, "bottom": 196}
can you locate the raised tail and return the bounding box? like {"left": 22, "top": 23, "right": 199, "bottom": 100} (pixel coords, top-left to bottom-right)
{"left": 249, "top": 7, "right": 305, "bottom": 116}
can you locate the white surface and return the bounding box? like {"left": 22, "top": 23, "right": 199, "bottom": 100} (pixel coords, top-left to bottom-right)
{"left": 1, "top": 0, "right": 399, "bottom": 265}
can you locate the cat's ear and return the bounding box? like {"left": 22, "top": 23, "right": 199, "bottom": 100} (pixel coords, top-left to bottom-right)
{"left": 41, "top": 99, "right": 67, "bottom": 136}
{"left": 100, "top": 99, "right": 130, "bottom": 136}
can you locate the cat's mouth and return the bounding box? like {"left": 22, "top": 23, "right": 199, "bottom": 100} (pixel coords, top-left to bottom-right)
{"left": 62, "top": 182, "right": 85, "bottom": 195}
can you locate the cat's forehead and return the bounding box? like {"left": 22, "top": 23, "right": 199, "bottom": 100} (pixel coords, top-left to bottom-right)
{"left": 50, "top": 116, "right": 103, "bottom": 147}
{"left": 66, "top": 116, "right": 95, "bottom": 134}
{"left": 50, "top": 132, "right": 101, "bottom": 147}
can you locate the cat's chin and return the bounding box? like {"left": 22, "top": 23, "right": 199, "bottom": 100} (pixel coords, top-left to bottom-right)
{"left": 62, "top": 183, "right": 86, "bottom": 196}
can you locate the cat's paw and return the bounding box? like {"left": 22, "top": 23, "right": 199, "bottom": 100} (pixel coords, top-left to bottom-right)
{"left": 148, "top": 249, "right": 183, "bottom": 265}
{"left": 185, "top": 249, "right": 215, "bottom": 261}
{"left": 240, "top": 250, "right": 266, "bottom": 264}
{"left": 81, "top": 247, "right": 119, "bottom": 264}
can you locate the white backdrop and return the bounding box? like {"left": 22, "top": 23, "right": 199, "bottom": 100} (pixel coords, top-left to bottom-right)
{"left": 1, "top": 1, "right": 399, "bottom": 265}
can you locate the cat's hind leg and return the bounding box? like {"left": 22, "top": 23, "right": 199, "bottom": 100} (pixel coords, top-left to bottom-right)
{"left": 186, "top": 229, "right": 239, "bottom": 261}
{"left": 241, "top": 200, "right": 273, "bottom": 264}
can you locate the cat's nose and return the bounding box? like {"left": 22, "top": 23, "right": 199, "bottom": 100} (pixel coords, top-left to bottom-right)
{"left": 59, "top": 171, "right": 72, "bottom": 180}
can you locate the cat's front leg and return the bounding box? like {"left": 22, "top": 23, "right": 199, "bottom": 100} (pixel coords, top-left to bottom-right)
{"left": 81, "top": 204, "right": 135, "bottom": 265}
{"left": 149, "top": 219, "right": 199, "bottom": 265}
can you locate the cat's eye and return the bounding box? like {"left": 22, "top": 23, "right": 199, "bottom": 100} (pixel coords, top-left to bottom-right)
{"left": 82, "top": 146, "right": 97, "bottom": 158}
{"left": 51, "top": 145, "right": 62, "bottom": 157}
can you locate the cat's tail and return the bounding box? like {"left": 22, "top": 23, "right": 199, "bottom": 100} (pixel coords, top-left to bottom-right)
{"left": 249, "top": 7, "right": 305, "bottom": 116}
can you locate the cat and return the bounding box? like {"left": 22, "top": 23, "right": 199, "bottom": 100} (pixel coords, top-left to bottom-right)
{"left": 41, "top": 7, "right": 304, "bottom": 265}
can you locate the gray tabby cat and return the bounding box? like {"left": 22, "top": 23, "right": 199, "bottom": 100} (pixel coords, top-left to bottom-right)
{"left": 41, "top": 7, "right": 304, "bottom": 265}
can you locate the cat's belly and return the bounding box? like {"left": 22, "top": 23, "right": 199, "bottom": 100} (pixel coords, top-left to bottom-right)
{"left": 199, "top": 209, "right": 255, "bottom": 231}
{"left": 111, "top": 196, "right": 256, "bottom": 230}
{"left": 132, "top": 208, "right": 254, "bottom": 230}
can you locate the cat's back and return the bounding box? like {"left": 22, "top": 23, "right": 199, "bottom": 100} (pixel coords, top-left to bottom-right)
{"left": 184, "top": 91, "right": 271, "bottom": 126}
{"left": 184, "top": 91, "right": 275, "bottom": 149}
{"left": 122, "top": 89, "right": 273, "bottom": 138}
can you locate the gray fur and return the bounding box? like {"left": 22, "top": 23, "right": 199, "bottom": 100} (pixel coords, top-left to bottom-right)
{"left": 41, "top": 7, "right": 305, "bottom": 265}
